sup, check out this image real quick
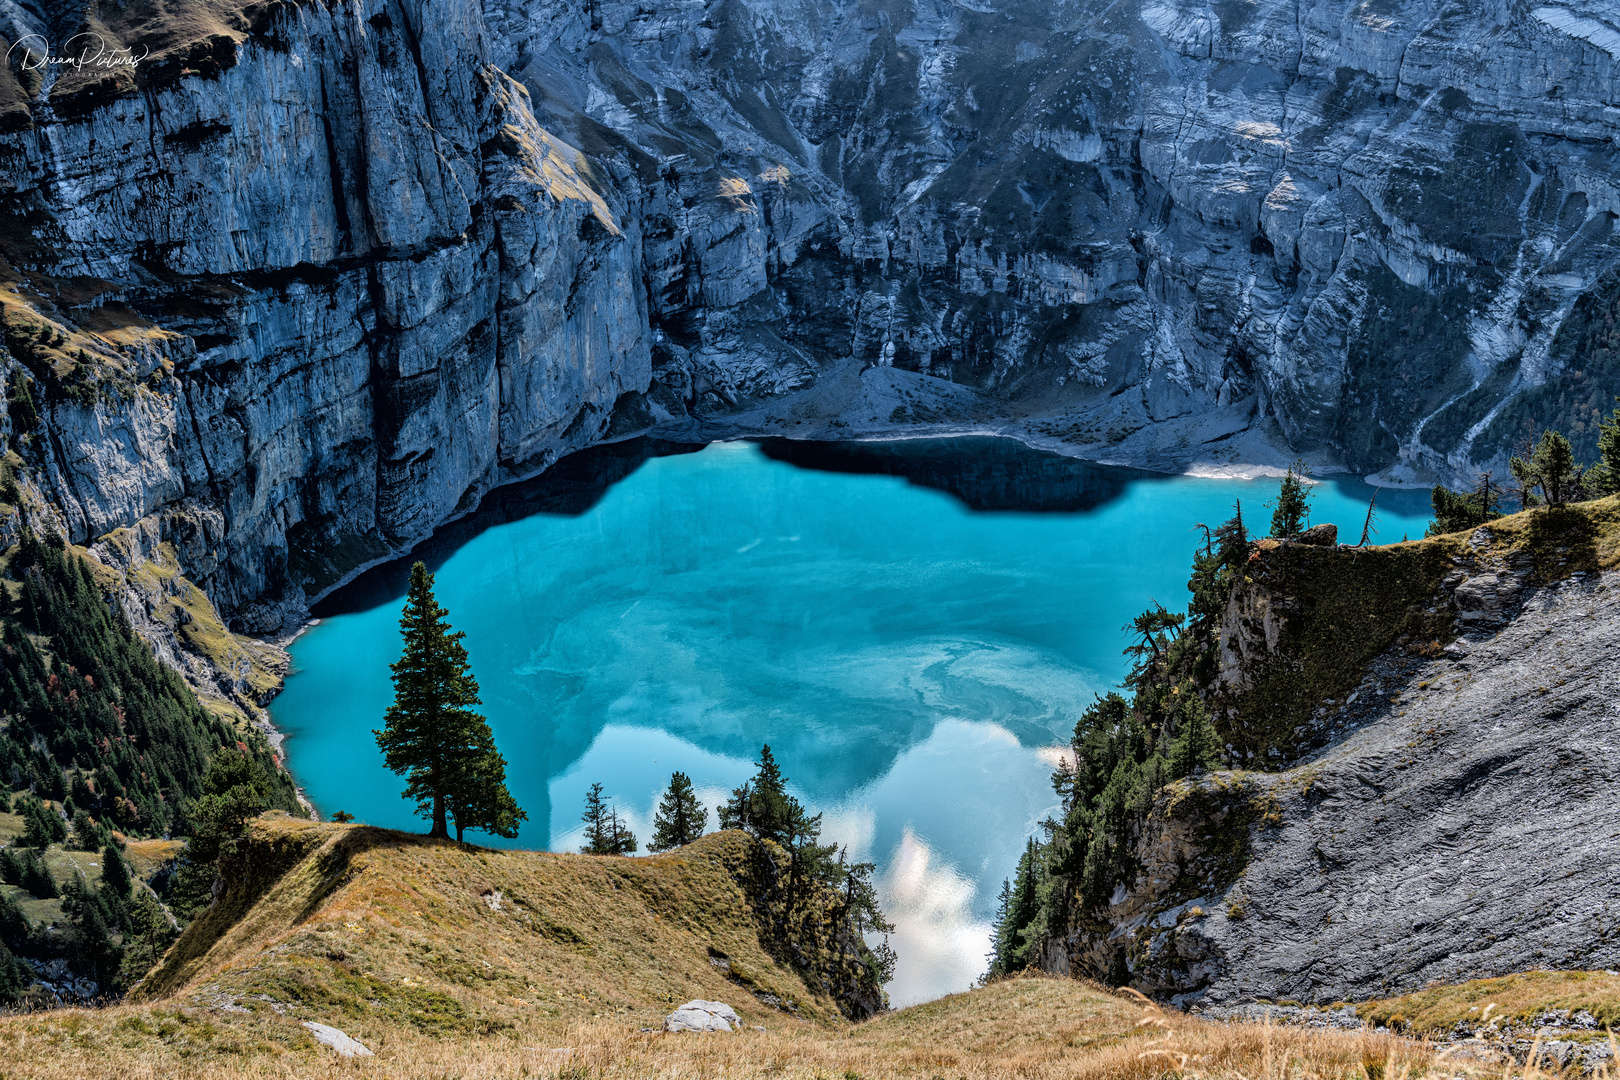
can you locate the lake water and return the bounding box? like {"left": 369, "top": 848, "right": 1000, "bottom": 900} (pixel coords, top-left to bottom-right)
{"left": 272, "top": 437, "right": 1432, "bottom": 1006}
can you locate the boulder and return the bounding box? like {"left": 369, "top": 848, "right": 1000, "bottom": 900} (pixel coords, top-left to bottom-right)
{"left": 302, "top": 1021, "right": 374, "bottom": 1058}
{"left": 664, "top": 1000, "right": 742, "bottom": 1033}
{"left": 1295, "top": 523, "right": 1337, "bottom": 546}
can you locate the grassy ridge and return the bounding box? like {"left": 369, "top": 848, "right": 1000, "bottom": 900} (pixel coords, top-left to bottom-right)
{"left": 0, "top": 813, "right": 1444, "bottom": 1079}
{"left": 138, "top": 816, "right": 869, "bottom": 1029}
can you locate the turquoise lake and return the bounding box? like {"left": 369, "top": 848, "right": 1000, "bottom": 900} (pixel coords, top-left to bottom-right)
{"left": 271, "top": 437, "right": 1432, "bottom": 1005}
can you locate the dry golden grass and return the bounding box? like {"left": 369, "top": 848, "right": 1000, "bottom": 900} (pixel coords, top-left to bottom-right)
{"left": 1358, "top": 970, "right": 1620, "bottom": 1036}
{"left": 0, "top": 814, "right": 1587, "bottom": 1079}
{"left": 0, "top": 973, "right": 1439, "bottom": 1080}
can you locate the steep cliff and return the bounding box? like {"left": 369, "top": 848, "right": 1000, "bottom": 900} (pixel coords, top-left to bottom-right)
{"left": 0, "top": 0, "right": 652, "bottom": 635}
{"left": 1033, "top": 497, "right": 1620, "bottom": 1006}
{"left": 2, "top": 0, "right": 1618, "bottom": 646}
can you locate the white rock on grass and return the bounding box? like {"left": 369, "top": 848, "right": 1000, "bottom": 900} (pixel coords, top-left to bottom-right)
{"left": 664, "top": 1000, "right": 742, "bottom": 1033}
{"left": 302, "top": 1021, "right": 374, "bottom": 1057}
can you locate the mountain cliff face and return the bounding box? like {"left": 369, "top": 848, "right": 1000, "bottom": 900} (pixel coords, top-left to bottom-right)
{"left": 1036, "top": 501, "right": 1620, "bottom": 1006}
{"left": 1, "top": 0, "right": 1618, "bottom": 627}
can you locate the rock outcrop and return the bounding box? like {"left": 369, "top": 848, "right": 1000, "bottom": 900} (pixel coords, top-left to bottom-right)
{"left": 664, "top": 1000, "right": 744, "bottom": 1033}
{"left": 0, "top": 0, "right": 1617, "bottom": 634}
{"left": 1052, "top": 509, "right": 1620, "bottom": 1006}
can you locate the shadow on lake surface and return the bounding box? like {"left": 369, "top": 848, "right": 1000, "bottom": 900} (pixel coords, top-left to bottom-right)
{"left": 756, "top": 436, "right": 1166, "bottom": 513}
{"left": 316, "top": 434, "right": 1165, "bottom": 616}
{"left": 314, "top": 437, "right": 705, "bottom": 617}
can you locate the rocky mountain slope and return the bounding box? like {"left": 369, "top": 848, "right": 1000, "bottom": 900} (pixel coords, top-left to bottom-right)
{"left": 1040, "top": 498, "right": 1620, "bottom": 1006}
{"left": 0, "top": 0, "right": 1617, "bottom": 637}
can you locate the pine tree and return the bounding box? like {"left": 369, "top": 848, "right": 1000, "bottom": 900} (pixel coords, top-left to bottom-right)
{"left": 446, "top": 736, "right": 526, "bottom": 843}
{"left": 718, "top": 745, "right": 795, "bottom": 846}
{"left": 1508, "top": 433, "right": 1543, "bottom": 510}
{"left": 19, "top": 849, "right": 55, "bottom": 899}
{"left": 0, "top": 941, "right": 31, "bottom": 1005}
{"left": 580, "top": 782, "right": 609, "bottom": 853}
{"left": 374, "top": 563, "right": 521, "bottom": 839}
{"left": 648, "top": 772, "right": 708, "bottom": 852}
{"left": 118, "top": 889, "right": 178, "bottom": 990}
{"left": 1168, "top": 695, "right": 1217, "bottom": 779}
{"left": 0, "top": 887, "right": 26, "bottom": 951}
{"left": 1267, "top": 461, "right": 1312, "bottom": 538}
{"left": 1214, "top": 500, "right": 1248, "bottom": 570}
{"left": 19, "top": 797, "right": 49, "bottom": 850}
{"left": 1525, "top": 429, "right": 1582, "bottom": 506}
{"left": 580, "top": 783, "right": 638, "bottom": 855}
{"left": 100, "top": 844, "right": 131, "bottom": 901}
{"left": 63, "top": 873, "right": 121, "bottom": 989}
{"left": 1122, "top": 602, "right": 1184, "bottom": 665}
{"left": 171, "top": 749, "right": 272, "bottom": 918}
{"left": 606, "top": 807, "right": 638, "bottom": 855}
{"left": 1589, "top": 405, "right": 1620, "bottom": 496}
{"left": 990, "top": 838, "right": 1044, "bottom": 975}
{"left": 6, "top": 374, "right": 38, "bottom": 435}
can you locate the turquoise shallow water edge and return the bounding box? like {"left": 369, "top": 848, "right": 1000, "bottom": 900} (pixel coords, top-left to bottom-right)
{"left": 271, "top": 437, "right": 1432, "bottom": 1005}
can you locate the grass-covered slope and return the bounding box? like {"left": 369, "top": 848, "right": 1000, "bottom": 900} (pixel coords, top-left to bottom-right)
{"left": 0, "top": 814, "right": 1443, "bottom": 1079}
{"left": 1358, "top": 970, "right": 1620, "bottom": 1038}
{"left": 137, "top": 816, "right": 876, "bottom": 1029}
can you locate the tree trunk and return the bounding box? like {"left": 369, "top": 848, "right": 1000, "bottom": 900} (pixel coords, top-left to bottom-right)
{"left": 431, "top": 792, "right": 448, "bottom": 838}
{"left": 455, "top": 821, "right": 464, "bottom": 843}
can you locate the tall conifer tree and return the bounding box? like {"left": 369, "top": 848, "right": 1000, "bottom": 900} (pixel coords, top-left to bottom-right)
{"left": 648, "top": 772, "right": 707, "bottom": 852}
{"left": 1268, "top": 461, "right": 1312, "bottom": 538}
{"left": 374, "top": 563, "right": 522, "bottom": 840}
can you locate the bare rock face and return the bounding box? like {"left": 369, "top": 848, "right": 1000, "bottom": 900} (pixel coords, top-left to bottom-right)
{"left": 0, "top": 0, "right": 1617, "bottom": 626}
{"left": 0, "top": 0, "right": 652, "bottom": 628}
{"left": 1082, "top": 567, "right": 1620, "bottom": 1006}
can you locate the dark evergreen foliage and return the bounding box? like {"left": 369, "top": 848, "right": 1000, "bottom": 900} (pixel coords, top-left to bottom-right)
{"left": 1590, "top": 406, "right": 1620, "bottom": 495}
{"left": 62, "top": 871, "right": 121, "bottom": 990}
{"left": 717, "top": 744, "right": 800, "bottom": 847}
{"left": 6, "top": 374, "right": 38, "bottom": 435}
{"left": 17, "top": 847, "right": 56, "bottom": 899}
{"left": 648, "top": 771, "right": 707, "bottom": 852}
{"left": 169, "top": 749, "right": 275, "bottom": 919}
{"left": 100, "top": 844, "right": 131, "bottom": 902}
{"left": 989, "top": 512, "right": 1245, "bottom": 981}
{"left": 118, "top": 888, "right": 178, "bottom": 990}
{"left": 987, "top": 838, "right": 1044, "bottom": 977}
{"left": 1267, "top": 461, "right": 1313, "bottom": 537}
{"left": 0, "top": 530, "right": 296, "bottom": 839}
{"left": 0, "top": 941, "right": 31, "bottom": 1003}
{"left": 1426, "top": 476, "right": 1504, "bottom": 536}
{"left": 374, "top": 562, "right": 525, "bottom": 841}
{"left": 720, "top": 746, "right": 896, "bottom": 990}
{"left": 579, "top": 782, "right": 638, "bottom": 855}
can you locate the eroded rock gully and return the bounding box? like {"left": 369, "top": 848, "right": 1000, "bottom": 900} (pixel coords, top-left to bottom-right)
{"left": 0, "top": 0, "right": 1616, "bottom": 635}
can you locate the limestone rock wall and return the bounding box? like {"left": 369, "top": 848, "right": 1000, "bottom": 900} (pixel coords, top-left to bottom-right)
{"left": 0, "top": 0, "right": 650, "bottom": 628}
{"left": 1, "top": 0, "right": 1618, "bottom": 626}
{"left": 487, "top": 0, "right": 1620, "bottom": 480}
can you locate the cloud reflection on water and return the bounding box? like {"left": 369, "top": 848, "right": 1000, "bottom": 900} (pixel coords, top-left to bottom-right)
{"left": 548, "top": 719, "right": 1059, "bottom": 1005}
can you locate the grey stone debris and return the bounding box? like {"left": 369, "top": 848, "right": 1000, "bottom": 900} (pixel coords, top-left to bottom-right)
{"left": 301, "top": 1021, "right": 375, "bottom": 1058}
{"left": 664, "top": 1000, "right": 743, "bottom": 1033}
